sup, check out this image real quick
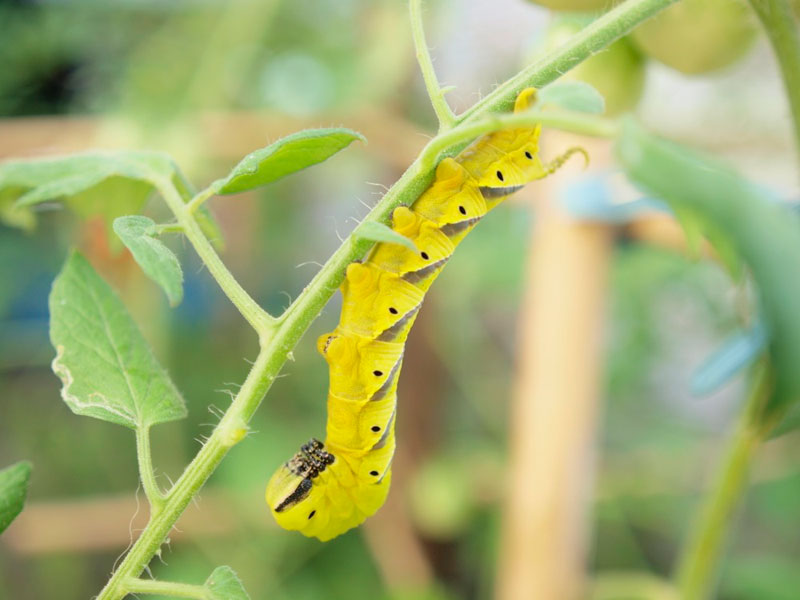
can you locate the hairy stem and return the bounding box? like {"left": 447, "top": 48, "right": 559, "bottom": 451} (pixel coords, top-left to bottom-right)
{"left": 155, "top": 223, "right": 185, "bottom": 235}
{"left": 123, "top": 577, "right": 207, "bottom": 599}
{"left": 155, "top": 178, "right": 276, "bottom": 340}
{"left": 748, "top": 0, "right": 800, "bottom": 165}
{"left": 135, "top": 426, "right": 163, "bottom": 510}
{"left": 675, "top": 363, "right": 772, "bottom": 599}
{"left": 97, "top": 350, "right": 275, "bottom": 599}
{"left": 409, "top": 0, "right": 456, "bottom": 130}
{"left": 185, "top": 181, "right": 222, "bottom": 214}
{"left": 458, "top": 0, "right": 679, "bottom": 124}
{"left": 97, "top": 0, "right": 677, "bottom": 596}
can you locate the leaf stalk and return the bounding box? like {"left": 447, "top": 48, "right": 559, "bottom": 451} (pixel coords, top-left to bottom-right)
{"left": 154, "top": 177, "right": 277, "bottom": 342}
{"left": 136, "top": 426, "right": 164, "bottom": 510}
{"left": 123, "top": 577, "right": 207, "bottom": 599}
{"left": 409, "top": 0, "right": 457, "bottom": 130}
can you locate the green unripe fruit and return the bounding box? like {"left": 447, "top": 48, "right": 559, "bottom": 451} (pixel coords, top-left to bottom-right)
{"left": 631, "top": 0, "right": 758, "bottom": 74}
{"left": 525, "top": 0, "right": 619, "bottom": 13}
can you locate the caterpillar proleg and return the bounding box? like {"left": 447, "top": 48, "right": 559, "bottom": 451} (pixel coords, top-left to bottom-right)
{"left": 265, "top": 88, "right": 583, "bottom": 541}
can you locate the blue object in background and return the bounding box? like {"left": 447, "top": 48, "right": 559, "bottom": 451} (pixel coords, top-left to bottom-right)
{"left": 560, "top": 170, "right": 668, "bottom": 224}
{"left": 691, "top": 324, "right": 768, "bottom": 396}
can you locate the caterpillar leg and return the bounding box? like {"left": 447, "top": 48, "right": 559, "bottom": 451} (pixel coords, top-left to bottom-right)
{"left": 544, "top": 146, "right": 590, "bottom": 176}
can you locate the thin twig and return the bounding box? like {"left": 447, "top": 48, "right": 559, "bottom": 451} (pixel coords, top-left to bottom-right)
{"left": 409, "top": 0, "right": 456, "bottom": 130}
{"left": 154, "top": 177, "right": 277, "bottom": 341}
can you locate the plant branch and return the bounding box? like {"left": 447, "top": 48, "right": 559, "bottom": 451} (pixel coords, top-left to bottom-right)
{"left": 674, "top": 362, "right": 772, "bottom": 600}
{"left": 95, "top": 0, "right": 678, "bottom": 596}
{"left": 457, "top": 0, "right": 679, "bottom": 125}
{"left": 748, "top": 0, "right": 800, "bottom": 166}
{"left": 409, "top": 0, "right": 456, "bottom": 130}
{"left": 123, "top": 577, "right": 207, "bottom": 599}
{"left": 97, "top": 350, "right": 275, "bottom": 600}
{"left": 420, "top": 110, "right": 618, "bottom": 170}
{"left": 154, "top": 177, "right": 277, "bottom": 341}
{"left": 136, "top": 426, "right": 164, "bottom": 510}
{"left": 186, "top": 181, "right": 222, "bottom": 215}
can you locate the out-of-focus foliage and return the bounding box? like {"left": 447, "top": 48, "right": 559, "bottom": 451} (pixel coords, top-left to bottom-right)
{"left": 113, "top": 216, "right": 184, "bottom": 306}
{"left": 524, "top": 0, "right": 620, "bottom": 13}
{"left": 630, "top": 0, "right": 758, "bottom": 74}
{"left": 618, "top": 121, "right": 800, "bottom": 421}
{"left": 0, "top": 151, "right": 185, "bottom": 233}
{"left": 0, "top": 461, "right": 32, "bottom": 534}
{"left": 537, "top": 80, "right": 606, "bottom": 114}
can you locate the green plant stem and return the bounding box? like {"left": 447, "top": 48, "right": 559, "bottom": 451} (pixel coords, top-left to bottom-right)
{"left": 409, "top": 0, "right": 456, "bottom": 130}
{"left": 136, "top": 426, "right": 163, "bottom": 510}
{"left": 155, "top": 223, "right": 184, "bottom": 235}
{"left": 155, "top": 178, "right": 276, "bottom": 341}
{"left": 458, "top": 0, "right": 679, "bottom": 125}
{"left": 748, "top": 0, "right": 800, "bottom": 164}
{"left": 185, "top": 182, "right": 221, "bottom": 215}
{"left": 123, "top": 577, "right": 207, "bottom": 599}
{"left": 97, "top": 350, "right": 275, "bottom": 600}
{"left": 675, "top": 364, "right": 772, "bottom": 600}
{"left": 420, "top": 110, "right": 618, "bottom": 169}
{"left": 96, "top": 0, "right": 678, "bottom": 596}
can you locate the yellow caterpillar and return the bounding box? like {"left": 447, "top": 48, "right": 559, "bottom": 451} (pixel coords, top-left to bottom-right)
{"left": 265, "top": 88, "right": 583, "bottom": 541}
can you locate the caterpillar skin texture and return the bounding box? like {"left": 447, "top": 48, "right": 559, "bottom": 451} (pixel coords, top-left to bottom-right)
{"left": 266, "top": 88, "right": 566, "bottom": 541}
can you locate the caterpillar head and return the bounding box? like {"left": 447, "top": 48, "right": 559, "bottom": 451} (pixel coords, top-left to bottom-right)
{"left": 265, "top": 438, "right": 334, "bottom": 537}
{"left": 475, "top": 124, "right": 545, "bottom": 207}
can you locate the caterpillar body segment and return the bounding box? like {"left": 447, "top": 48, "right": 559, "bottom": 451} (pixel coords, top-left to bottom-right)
{"left": 411, "top": 159, "right": 488, "bottom": 244}
{"left": 325, "top": 386, "right": 398, "bottom": 450}
{"left": 338, "top": 263, "right": 425, "bottom": 342}
{"left": 266, "top": 88, "right": 583, "bottom": 541}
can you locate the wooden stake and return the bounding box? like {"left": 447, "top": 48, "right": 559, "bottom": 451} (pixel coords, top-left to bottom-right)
{"left": 496, "top": 138, "right": 613, "bottom": 600}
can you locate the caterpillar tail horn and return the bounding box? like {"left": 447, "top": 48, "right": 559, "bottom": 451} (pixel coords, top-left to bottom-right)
{"left": 544, "top": 146, "right": 590, "bottom": 175}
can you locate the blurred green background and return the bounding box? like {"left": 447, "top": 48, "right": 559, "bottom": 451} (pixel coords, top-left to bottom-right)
{"left": 1, "top": 0, "right": 798, "bottom": 599}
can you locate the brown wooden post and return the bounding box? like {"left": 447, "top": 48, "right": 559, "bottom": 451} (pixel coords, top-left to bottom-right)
{"left": 496, "top": 137, "right": 614, "bottom": 600}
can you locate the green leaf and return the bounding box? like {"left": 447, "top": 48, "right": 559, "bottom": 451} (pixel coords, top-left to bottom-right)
{"left": 671, "top": 205, "right": 705, "bottom": 259}
{"left": 536, "top": 81, "right": 605, "bottom": 115}
{"left": 0, "top": 188, "right": 36, "bottom": 231}
{"left": 205, "top": 566, "right": 250, "bottom": 600}
{"left": 0, "top": 152, "right": 226, "bottom": 248}
{"left": 217, "top": 128, "right": 365, "bottom": 195}
{"left": 721, "top": 555, "right": 800, "bottom": 600}
{"left": 49, "top": 251, "right": 186, "bottom": 429}
{"left": 113, "top": 216, "right": 183, "bottom": 307}
{"left": 0, "top": 461, "right": 32, "bottom": 534}
{"left": 616, "top": 120, "right": 800, "bottom": 420}
{"left": 0, "top": 151, "right": 172, "bottom": 234}
{"left": 355, "top": 220, "right": 418, "bottom": 251}
{"left": 4, "top": 151, "right": 174, "bottom": 207}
